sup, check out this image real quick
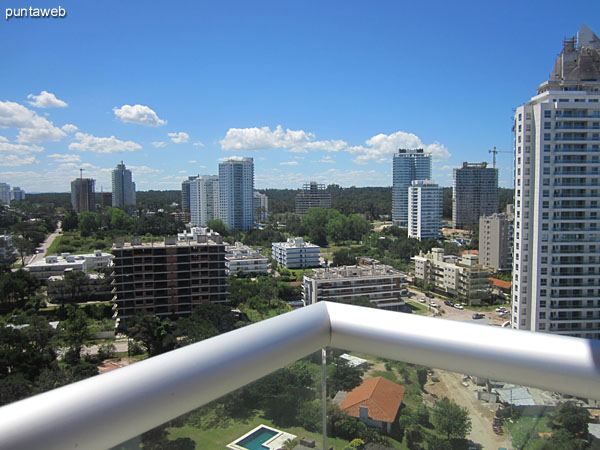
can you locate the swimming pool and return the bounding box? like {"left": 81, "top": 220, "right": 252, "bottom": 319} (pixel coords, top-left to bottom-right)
{"left": 227, "top": 424, "right": 296, "bottom": 450}
{"left": 236, "top": 427, "right": 277, "bottom": 450}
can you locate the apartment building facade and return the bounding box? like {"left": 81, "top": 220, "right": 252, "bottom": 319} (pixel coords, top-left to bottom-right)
{"left": 225, "top": 242, "right": 268, "bottom": 275}
{"left": 452, "top": 162, "right": 498, "bottom": 230}
{"left": 512, "top": 25, "right": 600, "bottom": 340}
{"left": 111, "top": 233, "right": 227, "bottom": 327}
{"left": 392, "top": 149, "right": 432, "bottom": 226}
{"left": 219, "top": 157, "right": 254, "bottom": 230}
{"left": 407, "top": 180, "right": 442, "bottom": 240}
{"left": 71, "top": 178, "right": 96, "bottom": 213}
{"left": 253, "top": 191, "right": 269, "bottom": 222}
{"left": 479, "top": 212, "right": 513, "bottom": 271}
{"left": 112, "top": 161, "right": 136, "bottom": 208}
{"left": 189, "top": 175, "right": 220, "bottom": 227}
{"left": 25, "top": 251, "right": 113, "bottom": 280}
{"left": 303, "top": 264, "right": 408, "bottom": 311}
{"left": 295, "top": 182, "right": 331, "bottom": 214}
{"left": 412, "top": 248, "right": 491, "bottom": 304}
{"left": 272, "top": 237, "right": 320, "bottom": 269}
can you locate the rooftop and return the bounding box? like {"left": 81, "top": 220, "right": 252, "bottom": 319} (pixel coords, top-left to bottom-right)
{"left": 340, "top": 377, "right": 405, "bottom": 423}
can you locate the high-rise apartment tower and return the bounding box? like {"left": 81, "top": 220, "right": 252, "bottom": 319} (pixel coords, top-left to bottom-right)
{"left": 190, "top": 175, "right": 220, "bottom": 227}
{"left": 218, "top": 157, "right": 254, "bottom": 230}
{"left": 392, "top": 149, "right": 432, "bottom": 226}
{"left": 452, "top": 162, "right": 498, "bottom": 230}
{"left": 71, "top": 178, "right": 96, "bottom": 213}
{"left": 295, "top": 182, "right": 332, "bottom": 214}
{"left": 512, "top": 25, "right": 600, "bottom": 340}
{"left": 112, "top": 161, "right": 136, "bottom": 208}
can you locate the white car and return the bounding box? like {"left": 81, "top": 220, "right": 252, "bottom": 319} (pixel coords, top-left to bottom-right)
{"left": 419, "top": 297, "right": 427, "bottom": 303}
{"left": 495, "top": 307, "right": 506, "bottom": 312}
{"left": 454, "top": 304, "right": 464, "bottom": 310}
{"left": 429, "top": 302, "right": 439, "bottom": 308}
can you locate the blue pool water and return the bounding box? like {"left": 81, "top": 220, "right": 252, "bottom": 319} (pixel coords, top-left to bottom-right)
{"left": 237, "top": 427, "right": 278, "bottom": 450}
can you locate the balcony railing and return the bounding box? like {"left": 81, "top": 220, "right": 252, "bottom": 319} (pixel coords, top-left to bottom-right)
{"left": 0, "top": 302, "right": 599, "bottom": 450}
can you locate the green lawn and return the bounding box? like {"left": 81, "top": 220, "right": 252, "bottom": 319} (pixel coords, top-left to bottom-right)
{"left": 46, "top": 231, "right": 113, "bottom": 254}
{"left": 167, "top": 412, "right": 352, "bottom": 449}
{"left": 405, "top": 301, "right": 430, "bottom": 315}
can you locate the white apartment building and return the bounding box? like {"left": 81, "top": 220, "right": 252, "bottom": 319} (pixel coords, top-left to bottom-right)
{"left": 272, "top": 237, "right": 320, "bottom": 269}
{"left": 225, "top": 242, "right": 268, "bottom": 275}
{"left": 0, "top": 183, "right": 10, "bottom": 204}
{"left": 412, "top": 248, "right": 491, "bottom": 305}
{"left": 512, "top": 25, "right": 600, "bottom": 340}
{"left": 9, "top": 187, "right": 25, "bottom": 202}
{"left": 219, "top": 157, "right": 254, "bottom": 231}
{"left": 25, "top": 251, "right": 113, "bottom": 280}
{"left": 112, "top": 161, "right": 136, "bottom": 208}
{"left": 392, "top": 149, "right": 432, "bottom": 226}
{"left": 253, "top": 191, "right": 269, "bottom": 222}
{"left": 408, "top": 180, "right": 442, "bottom": 240}
{"left": 189, "top": 175, "right": 220, "bottom": 227}
{"left": 479, "top": 212, "right": 513, "bottom": 272}
{"left": 303, "top": 264, "right": 408, "bottom": 311}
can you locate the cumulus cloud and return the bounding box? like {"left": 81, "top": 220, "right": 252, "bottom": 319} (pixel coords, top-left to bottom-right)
{"left": 193, "top": 141, "right": 204, "bottom": 147}
{"left": 0, "top": 101, "right": 66, "bottom": 143}
{"left": 113, "top": 104, "right": 166, "bottom": 127}
{"left": 48, "top": 153, "right": 81, "bottom": 163}
{"left": 188, "top": 160, "right": 197, "bottom": 164}
{"left": 129, "top": 165, "right": 162, "bottom": 174}
{"left": 316, "top": 156, "right": 335, "bottom": 164}
{"left": 152, "top": 141, "right": 166, "bottom": 148}
{"left": 220, "top": 125, "right": 314, "bottom": 151}
{"left": 69, "top": 132, "right": 142, "bottom": 153}
{"left": 218, "top": 155, "right": 248, "bottom": 162}
{"left": 305, "top": 140, "right": 347, "bottom": 152}
{"left": 348, "top": 131, "right": 451, "bottom": 164}
{"left": 0, "top": 155, "right": 38, "bottom": 166}
{"left": 280, "top": 161, "right": 299, "bottom": 166}
{"left": 27, "top": 91, "right": 68, "bottom": 108}
{"left": 0, "top": 141, "right": 44, "bottom": 155}
{"left": 168, "top": 132, "right": 189, "bottom": 144}
{"left": 62, "top": 124, "right": 78, "bottom": 134}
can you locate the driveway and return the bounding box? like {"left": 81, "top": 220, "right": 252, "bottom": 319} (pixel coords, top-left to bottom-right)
{"left": 26, "top": 221, "right": 62, "bottom": 265}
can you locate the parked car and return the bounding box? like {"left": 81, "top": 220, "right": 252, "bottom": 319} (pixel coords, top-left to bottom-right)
{"left": 429, "top": 301, "right": 439, "bottom": 308}
{"left": 454, "top": 304, "right": 464, "bottom": 310}
{"left": 419, "top": 297, "right": 427, "bottom": 303}
{"left": 472, "top": 313, "right": 485, "bottom": 319}
{"left": 444, "top": 300, "right": 454, "bottom": 307}
{"left": 495, "top": 306, "right": 506, "bottom": 312}
{"left": 500, "top": 311, "right": 510, "bottom": 317}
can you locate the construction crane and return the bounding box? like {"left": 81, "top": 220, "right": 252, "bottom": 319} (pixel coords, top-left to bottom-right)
{"left": 488, "top": 147, "right": 512, "bottom": 168}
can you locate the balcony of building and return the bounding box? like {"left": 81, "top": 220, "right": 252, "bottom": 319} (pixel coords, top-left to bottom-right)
{"left": 0, "top": 302, "right": 599, "bottom": 450}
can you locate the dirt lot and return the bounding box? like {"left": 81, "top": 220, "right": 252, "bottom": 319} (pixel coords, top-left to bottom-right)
{"left": 407, "top": 287, "right": 513, "bottom": 449}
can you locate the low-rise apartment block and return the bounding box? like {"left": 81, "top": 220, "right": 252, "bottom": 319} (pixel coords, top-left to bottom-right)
{"left": 412, "top": 248, "right": 491, "bottom": 305}
{"left": 303, "top": 264, "right": 408, "bottom": 311}
{"left": 272, "top": 237, "right": 320, "bottom": 269}
{"left": 25, "top": 250, "right": 113, "bottom": 280}
{"left": 225, "top": 242, "right": 268, "bottom": 275}
{"left": 111, "top": 233, "right": 227, "bottom": 327}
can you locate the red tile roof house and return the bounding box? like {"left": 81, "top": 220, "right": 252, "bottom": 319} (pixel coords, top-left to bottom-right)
{"left": 339, "top": 377, "right": 406, "bottom": 433}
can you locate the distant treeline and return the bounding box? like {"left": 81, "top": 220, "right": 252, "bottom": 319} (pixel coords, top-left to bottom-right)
{"left": 262, "top": 185, "right": 515, "bottom": 220}
{"left": 26, "top": 186, "right": 514, "bottom": 220}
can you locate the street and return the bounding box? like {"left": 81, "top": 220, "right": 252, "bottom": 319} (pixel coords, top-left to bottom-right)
{"left": 26, "top": 221, "right": 62, "bottom": 265}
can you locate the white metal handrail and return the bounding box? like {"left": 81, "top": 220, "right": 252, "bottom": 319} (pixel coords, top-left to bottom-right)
{"left": 0, "top": 301, "right": 599, "bottom": 450}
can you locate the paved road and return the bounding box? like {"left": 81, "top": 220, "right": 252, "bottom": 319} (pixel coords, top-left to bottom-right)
{"left": 26, "top": 221, "right": 62, "bottom": 265}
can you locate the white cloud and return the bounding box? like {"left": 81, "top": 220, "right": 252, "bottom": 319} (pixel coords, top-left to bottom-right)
{"left": 61, "top": 124, "right": 78, "bottom": 134}
{"left": 0, "top": 141, "right": 44, "bottom": 155}
{"left": 129, "top": 165, "right": 162, "bottom": 174}
{"left": 188, "top": 160, "right": 197, "bottom": 164}
{"left": 280, "top": 161, "right": 299, "bottom": 166}
{"left": 218, "top": 155, "right": 248, "bottom": 162}
{"left": 193, "top": 141, "right": 204, "bottom": 147}
{"left": 348, "top": 131, "right": 451, "bottom": 164}
{"left": 305, "top": 140, "right": 347, "bottom": 152}
{"left": 0, "top": 155, "right": 38, "bottom": 166}
{"left": 0, "top": 101, "right": 66, "bottom": 143}
{"left": 27, "top": 91, "right": 68, "bottom": 108}
{"left": 48, "top": 153, "right": 81, "bottom": 163}
{"left": 316, "top": 156, "right": 335, "bottom": 164}
{"left": 113, "top": 104, "right": 166, "bottom": 127}
{"left": 152, "top": 141, "right": 166, "bottom": 148}
{"left": 0, "top": 136, "right": 8, "bottom": 143}
{"left": 168, "top": 132, "right": 189, "bottom": 144}
{"left": 220, "top": 125, "right": 314, "bottom": 151}
{"left": 69, "top": 132, "right": 142, "bottom": 153}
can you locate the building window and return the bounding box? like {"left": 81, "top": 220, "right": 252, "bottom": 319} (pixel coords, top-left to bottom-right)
{"left": 544, "top": 110, "right": 551, "bottom": 118}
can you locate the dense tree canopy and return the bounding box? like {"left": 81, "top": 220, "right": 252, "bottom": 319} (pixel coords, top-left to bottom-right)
{"left": 431, "top": 397, "right": 472, "bottom": 441}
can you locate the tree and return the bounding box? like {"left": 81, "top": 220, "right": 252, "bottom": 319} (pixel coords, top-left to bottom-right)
{"left": 416, "top": 366, "right": 428, "bottom": 390}
{"left": 78, "top": 212, "right": 100, "bottom": 237}
{"left": 59, "top": 305, "right": 94, "bottom": 362}
{"left": 62, "top": 212, "right": 78, "bottom": 232}
{"left": 431, "top": 397, "right": 472, "bottom": 441}
{"left": 49, "top": 270, "right": 91, "bottom": 307}
{"left": 550, "top": 402, "right": 590, "bottom": 437}
{"left": 332, "top": 248, "right": 357, "bottom": 267}
{"left": 328, "top": 358, "right": 364, "bottom": 395}
{"left": 206, "top": 219, "right": 228, "bottom": 236}
{"left": 127, "top": 313, "right": 177, "bottom": 357}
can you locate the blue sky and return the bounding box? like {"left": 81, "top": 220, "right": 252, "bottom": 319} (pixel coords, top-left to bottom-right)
{"left": 1, "top": 1, "right": 598, "bottom": 192}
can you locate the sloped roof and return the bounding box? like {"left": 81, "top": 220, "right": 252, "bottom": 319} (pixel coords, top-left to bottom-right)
{"left": 339, "top": 377, "right": 405, "bottom": 423}
{"left": 489, "top": 278, "right": 511, "bottom": 290}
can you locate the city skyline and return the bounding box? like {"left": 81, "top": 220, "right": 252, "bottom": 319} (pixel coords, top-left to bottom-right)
{"left": 1, "top": 2, "right": 597, "bottom": 192}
